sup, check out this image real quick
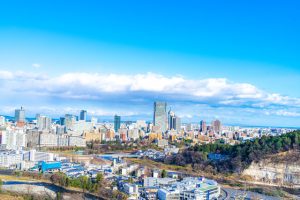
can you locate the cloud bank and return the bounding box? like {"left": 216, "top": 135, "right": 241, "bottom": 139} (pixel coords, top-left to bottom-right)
{"left": 0, "top": 70, "right": 299, "bottom": 126}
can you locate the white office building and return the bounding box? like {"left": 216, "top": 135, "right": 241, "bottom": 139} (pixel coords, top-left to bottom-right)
{"left": 68, "top": 136, "right": 86, "bottom": 147}
{"left": 0, "top": 128, "right": 26, "bottom": 150}
{"left": 37, "top": 115, "right": 52, "bottom": 130}
{"left": 0, "top": 150, "right": 23, "bottom": 168}
{"left": 23, "top": 149, "right": 55, "bottom": 162}
{"left": 143, "top": 177, "right": 176, "bottom": 187}
{"left": 57, "top": 135, "right": 69, "bottom": 146}
{"left": 157, "top": 177, "right": 221, "bottom": 200}
{"left": 157, "top": 188, "right": 180, "bottom": 200}
{"left": 39, "top": 132, "right": 58, "bottom": 147}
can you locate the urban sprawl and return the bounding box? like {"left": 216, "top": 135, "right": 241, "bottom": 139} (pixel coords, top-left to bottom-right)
{"left": 0, "top": 102, "right": 295, "bottom": 200}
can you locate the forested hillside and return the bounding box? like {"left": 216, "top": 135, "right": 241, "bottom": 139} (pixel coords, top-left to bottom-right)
{"left": 164, "top": 131, "right": 300, "bottom": 174}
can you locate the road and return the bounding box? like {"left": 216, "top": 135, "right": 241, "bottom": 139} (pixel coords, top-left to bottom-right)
{"left": 222, "top": 188, "right": 281, "bottom": 200}
{"left": 218, "top": 189, "right": 228, "bottom": 200}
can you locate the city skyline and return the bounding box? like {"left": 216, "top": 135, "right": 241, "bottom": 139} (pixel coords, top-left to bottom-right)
{"left": 0, "top": 2, "right": 300, "bottom": 198}
{"left": 0, "top": 1, "right": 300, "bottom": 127}
{"left": 0, "top": 105, "right": 299, "bottom": 129}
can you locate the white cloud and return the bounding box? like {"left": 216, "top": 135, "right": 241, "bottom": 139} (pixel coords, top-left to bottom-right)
{"left": 0, "top": 71, "right": 14, "bottom": 79}
{"left": 32, "top": 63, "right": 41, "bottom": 68}
{"left": 0, "top": 105, "right": 145, "bottom": 119}
{"left": 0, "top": 70, "right": 300, "bottom": 110}
{"left": 275, "top": 110, "right": 300, "bottom": 117}
{"left": 178, "top": 114, "right": 193, "bottom": 119}
{"left": 264, "top": 109, "right": 300, "bottom": 117}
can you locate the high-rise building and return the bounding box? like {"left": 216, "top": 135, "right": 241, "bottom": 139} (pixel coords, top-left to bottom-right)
{"left": 212, "top": 120, "right": 222, "bottom": 133}
{"left": 0, "top": 116, "right": 5, "bottom": 126}
{"left": 15, "top": 107, "right": 25, "bottom": 122}
{"left": 175, "top": 117, "right": 181, "bottom": 131}
{"left": 200, "top": 120, "right": 207, "bottom": 133}
{"left": 186, "top": 123, "right": 192, "bottom": 131}
{"left": 80, "top": 110, "right": 87, "bottom": 121}
{"left": 168, "top": 109, "right": 175, "bottom": 130}
{"left": 65, "top": 114, "right": 77, "bottom": 130}
{"left": 0, "top": 129, "right": 26, "bottom": 150}
{"left": 168, "top": 108, "right": 181, "bottom": 131}
{"left": 114, "top": 115, "right": 121, "bottom": 133}
{"left": 35, "top": 114, "right": 41, "bottom": 120}
{"left": 91, "top": 117, "right": 98, "bottom": 125}
{"left": 59, "top": 117, "right": 66, "bottom": 126}
{"left": 37, "top": 115, "right": 52, "bottom": 130}
{"left": 154, "top": 102, "right": 168, "bottom": 133}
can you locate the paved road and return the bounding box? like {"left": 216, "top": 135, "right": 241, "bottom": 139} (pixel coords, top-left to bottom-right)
{"left": 223, "top": 188, "right": 280, "bottom": 200}
{"left": 218, "top": 189, "right": 228, "bottom": 200}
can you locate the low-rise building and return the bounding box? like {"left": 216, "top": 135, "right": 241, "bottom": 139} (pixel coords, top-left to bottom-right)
{"left": 157, "top": 139, "right": 168, "bottom": 148}
{"left": 157, "top": 177, "right": 221, "bottom": 200}
{"left": 0, "top": 150, "right": 22, "bottom": 168}
{"left": 157, "top": 188, "right": 180, "bottom": 200}
{"left": 143, "top": 177, "right": 176, "bottom": 187}
{"left": 140, "top": 187, "right": 159, "bottom": 200}
{"left": 23, "top": 149, "right": 55, "bottom": 162}
{"left": 123, "top": 183, "right": 139, "bottom": 199}
{"left": 149, "top": 132, "right": 163, "bottom": 142}
{"left": 152, "top": 169, "right": 160, "bottom": 178}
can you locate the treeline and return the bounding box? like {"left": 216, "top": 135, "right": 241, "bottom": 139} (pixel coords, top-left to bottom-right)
{"left": 86, "top": 140, "right": 162, "bottom": 154}
{"left": 9, "top": 170, "right": 127, "bottom": 200}
{"left": 44, "top": 146, "right": 85, "bottom": 152}
{"left": 86, "top": 140, "right": 138, "bottom": 154}
{"left": 49, "top": 172, "right": 128, "bottom": 200}
{"left": 164, "top": 131, "right": 300, "bottom": 174}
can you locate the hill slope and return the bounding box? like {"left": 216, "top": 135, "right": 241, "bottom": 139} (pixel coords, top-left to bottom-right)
{"left": 243, "top": 151, "right": 300, "bottom": 187}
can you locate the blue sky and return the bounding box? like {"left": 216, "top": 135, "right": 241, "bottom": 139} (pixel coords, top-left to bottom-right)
{"left": 0, "top": 1, "right": 300, "bottom": 127}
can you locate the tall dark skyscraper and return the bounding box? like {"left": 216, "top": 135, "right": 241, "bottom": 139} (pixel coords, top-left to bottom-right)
{"left": 60, "top": 117, "right": 66, "bottom": 126}
{"left": 168, "top": 108, "right": 181, "bottom": 131}
{"left": 80, "top": 110, "right": 87, "bottom": 121}
{"left": 200, "top": 120, "right": 207, "bottom": 133}
{"left": 154, "top": 102, "right": 168, "bottom": 133}
{"left": 168, "top": 109, "right": 175, "bottom": 130}
{"left": 15, "top": 106, "right": 25, "bottom": 122}
{"left": 114, "top": 115, "right": 121, "bottom": 133}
